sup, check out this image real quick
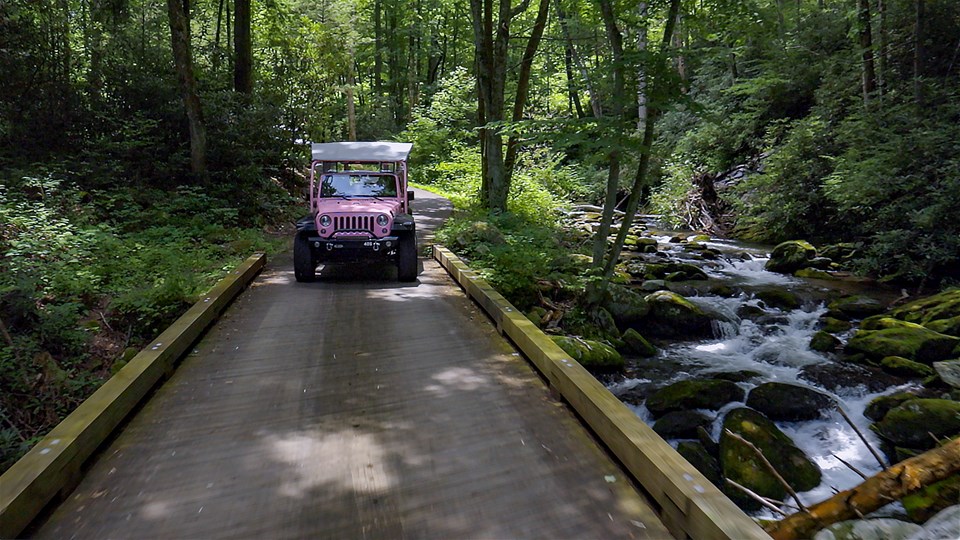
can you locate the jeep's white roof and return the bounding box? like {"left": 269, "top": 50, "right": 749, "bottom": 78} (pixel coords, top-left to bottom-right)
{"left": 311, "top": 142, "right": 412, "bottom": 163}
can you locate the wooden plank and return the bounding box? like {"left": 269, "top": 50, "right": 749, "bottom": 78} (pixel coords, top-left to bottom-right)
{"left": 433, "top": 245, "right": 771, "bottom": 540}
{"left": 0, "top": 253, "right": 266, "bottom": 539}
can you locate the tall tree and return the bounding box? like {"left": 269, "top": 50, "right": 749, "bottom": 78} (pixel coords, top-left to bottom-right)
{"left": 166, "top": 0, "right": 208, "bottom": 177}
{"left": 234, "top": 0, "right": 252, "bottom": 93}
{"left": 857, "top": 0, "right": 876, "bottom": 104}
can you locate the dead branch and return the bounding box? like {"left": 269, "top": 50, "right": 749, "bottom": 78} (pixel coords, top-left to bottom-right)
{"left": 764, "top": 437, "right": 960, "bottom": 540}
{"left": 833, "top": 403, "right": 887, "bottom": 470}
{"left": 724, "top": 429, "right": 808, "bottom": 512}
{"left": 831, "top": 454, "right": 868, "bottom": 480}
{"left": 725, "top": 479, "right": 788, "bottom": 516}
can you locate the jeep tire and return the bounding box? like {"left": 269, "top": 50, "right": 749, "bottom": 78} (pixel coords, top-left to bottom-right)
{"left": 397, "top": 232, "right": 417, "bottom": 282}
{"left": 293, "top": 233, "right": 316, "bottom": 282}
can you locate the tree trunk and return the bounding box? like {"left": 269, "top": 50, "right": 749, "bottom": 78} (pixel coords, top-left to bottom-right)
{"left": 913, "top": 0, "right": 925, "bottom": 105}
{"left": 213, "top": 0, "right": 225, "bottom": 73}
{"left": 166, "top": 0, "right": 207, "bottom": 178}
{"left": 857, "top": 0, "right": 876, "bottom": 104}
{"left": 374, "top": 0, "right": 383, "bottom": 94}
{"left": 764, "top": 437, "right": 960, "bottom": 540}
{"left": 347, "top": 55, "right": 357, "bottom": 141}
{"left": 504, "top": 0, "right": 550, "bottom": 185}
{"left": 637, "top": 1, "right": 648, "bottom": 131}
{"left": 234, "top": 0, "right": 252, "bottom": 94}
{"left": 877, "top": 0, "right": 887, "bottom": 97}
{"left": 555, "top": 0, "right": 602, "bottom": 118}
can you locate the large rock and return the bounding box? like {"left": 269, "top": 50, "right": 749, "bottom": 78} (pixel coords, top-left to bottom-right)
{"left": 765, "top": 240, "right": 817, "bottom": 274}
{"left": 621, "top": 328, "right": 656, "bottom": 357}
{"left": 756, "top": 289, "right": 802, "bottom": 310}
{"left": 720, "top": 408, "right": 822, "bottom": 503}
{"left": 625, "top": 261, "right": 708, "bottom": 281}
{"left": 645, "top": 379, "right": 745, "bottom": 417}
{"left": 811, "top": 331, "right": 842, "bottom": 353}
{"left": 745, "top": 382, "right": 836, "bottom": 421}
{"left": 813, "top": 519, "right": 922, "bottom": 540}
{"left": 872, "top": 399, "right": 960, "bottom": 450}
{"left": 889, "top": 288, "right": 960, "bottom": 328}
{"left": 846, "top": 326, "right": 960, "bottom": 364}
{"left": 863, "top": 392, "right": 921, "bottom": 421}
{"left": 652, "top": 410, "right": 713, "bottom": 439}
{"left": 880, "top": 356, "right": 935, "bottom": 378}
{"left": 905, "top": 505, "right": 960, "bottom": 540}
{"left": 642, "top": 290, "right": 715, "bottom": 338}
{"left": 550, "top": 336, "right": 624, "bottom": 371}
{"left": 903, "top": 475, "right": 960, "bottom": 523}
{"left": 601, "top": 284, "right": 651, "bottom": 331}
{"left": 677, "top": 441, "right": 723, "bottom": 488}
{"left": 800, "top": 362, "right": 904, "bottom": 393}
{"left": 829, "top": 295, "right": 887, "bottom": 319}
{"left": 932, "top": 360, "right": 960, "bottom": 389}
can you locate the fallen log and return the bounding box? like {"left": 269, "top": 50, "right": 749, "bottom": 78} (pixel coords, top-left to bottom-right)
{"left": 764, "top": 437, "right": 960, "bottom": 540}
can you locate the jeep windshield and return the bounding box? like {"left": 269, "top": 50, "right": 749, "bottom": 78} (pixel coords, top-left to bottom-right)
{"left": 319, "top": 173, "right": 398, "bottom": 198}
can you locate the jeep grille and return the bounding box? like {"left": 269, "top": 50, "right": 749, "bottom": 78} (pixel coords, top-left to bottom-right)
{"left": 334, "top": 215, "right": 374, "bottom": 233}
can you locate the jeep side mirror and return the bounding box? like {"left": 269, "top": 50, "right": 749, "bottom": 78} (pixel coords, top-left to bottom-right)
{"left": 407, "top": 190, "right": 415, "bottom": 201}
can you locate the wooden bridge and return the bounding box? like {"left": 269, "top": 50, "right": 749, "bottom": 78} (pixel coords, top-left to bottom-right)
{"left": 1, "top": 191, "right": 768, "bottom": 539}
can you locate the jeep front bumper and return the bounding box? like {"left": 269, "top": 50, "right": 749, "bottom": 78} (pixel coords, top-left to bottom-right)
{"left": 306, "top": 235, "right": 400, "bottom": 261}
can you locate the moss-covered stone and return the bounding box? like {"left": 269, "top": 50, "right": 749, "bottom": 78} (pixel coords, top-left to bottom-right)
{"left": 821, "top": 316, "right": 853, "bottom": 333}
{"left": 526, "top": 307, "right": 547, "bottom": 327}
{"left": 645, "top": 379, "right": 745, "bottom": 417}
{"left": 796, "top": 268, "right": 838, "bottom": 280}
{"left": 625, "top": 261, "right": 708, "bottom": 281}
{"left": 745, "top": 382, "right": 836, "bottom": 421}
{"left": 872, "top": 399, "right": 960, "bottom": 450}
{"left": 880, "top": 356, "right": 935, "bottom": 378}
{"left": 653, "top": 410, "right": 713, "bottom": 439}
{"left": 601, "top": 283, "right": 651, "bottom": 331}
{"left": 594, "top": 307, "right": 621, "bottom": 340}
{"left": 902, "top": 474, "right": 960, "bottom": 523}
{"left": 765, "top": 240, "right": 817, "bottom": 274}
{"left": 811, "top": 331, "right": 842, "bottom": 353}
{"left": 889, "top": 288, "right": 960, "bottom": 327}
{"left": 621, "top": 328, "right": 656, "bottom": 357}
{"left": 860, "top": 316, "right": 926, "bottom": 331}
{"left": 550, "top": 336, "right": 624, "bottom": 371}
{"left": 863, "top": 392, "right": 921, "bottom": 421}
{"left": 925, "top": 315, "right": 960, "bottom": 338}
{"left": 720, "top": 408, "right": 822, "bottom": 502}
{"left": 846, "top": 326, "right": 960, "bottom": 364}
{"left": 828, "top": 295, "right": 886, "bottom": 319}
{"left": 643, "top": 290, "right": 715, "bottom": 338}
{"left": 677, "top": 441, "right": 723, "bottom": 488}
{"left": 756, "top": 289, "right": 802, "bottom": 310}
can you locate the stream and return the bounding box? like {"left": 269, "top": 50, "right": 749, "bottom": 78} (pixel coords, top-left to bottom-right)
{"left": 603, "top": 223, "right": 913, "bottom": 514}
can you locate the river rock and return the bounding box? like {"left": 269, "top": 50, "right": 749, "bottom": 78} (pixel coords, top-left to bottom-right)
{"left": 800, "top": 361, "right": 904, "bottom": 393}
{"left": 905, "top": 505, "right": 960, "bottom": 540}
{"left": 745, "top": 382, "right": 836, "bottom": 421}
{"left": 652, "top": 410, "right": 713, "bottom": 439}
{"left": 872, "top": 398, "right": 960, "bottom": 450}
{"left": 829, "top": 295, "right": 886, "bottom": 319}
{"left": 594, "top": 307, "right": 621, "bottom": 339}
{"left": 677, "top": 441, "right": 723, "bottom": 488}
{"left": 639, "top": 279, "right": 667, "bottom": 292}
{"left": 550, "top": 336, "right": 624, "bottom": 371}
{"left": 932, "top": 360, "right": 960, "bottom": 388}
{"left": 813, "top": 519, "right": 922, "bottom": 540}
{"left": 796, "top": 267, "right": 838, "bottom": 280}
{"left": 600, "top": 283, "right": 651, "bottom": 331}
{"left": 903, "top": 475, "right": 960, "bottom": 523}
{"left": 863, "top": 391, "right": 922, "bottom": 421}
{"left": 860, "top": 316, "right": 927, "bottom": 331}
{"left": 889, "top": 288, "right": 960, "bottom": 327}
{"left": 719, "top": 408, "right": 822, "bottom": 503}
{"left": 756, "top": 289, "right": 802, "bottom": 310}
{"left": 645, "top": 379, "right": 745, "bottom": 417}
{"left": 925, "top": 315, "right": 960, "bottom": 338}
{"left": 621, "top": 328, "right": 656, "bottom": 357}
{"left": 625, "top": 261, "right": 708, "bottom": 281}
{"left": 846, "top": 326, "right": 960, "bottom": 364}
{"left": 880, "top": 356, "right": 935, "bottom": 378}
{"left": 765, "top": 240, "right": 817, "bottom": 274}
{"left": 642, "top": 290, "right": 715, "bottom": 338}
{"left": 821, "top": 316, "right": 853, "bottom": 333}
{"left": 811, "top": 331, "right": 842, "bottom": 353}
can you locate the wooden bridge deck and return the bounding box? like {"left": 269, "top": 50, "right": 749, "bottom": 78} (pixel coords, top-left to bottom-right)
{"left": 30, "top": 191, "right": 671, "bottom": 539}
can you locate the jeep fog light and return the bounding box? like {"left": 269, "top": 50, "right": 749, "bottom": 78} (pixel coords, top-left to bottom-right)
{"left": 376, "top": 214, "right": 389, "bottom": 226}
{"left": 319, "top": 215, "right": 332, "bottom": 227}
{"left": 384, "top": 241, "right": 393, "bottom": 248}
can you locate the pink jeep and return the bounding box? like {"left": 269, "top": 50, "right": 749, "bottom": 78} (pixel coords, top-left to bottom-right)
{"left": 294, "top": 142, "right": 417, "bottom": 282}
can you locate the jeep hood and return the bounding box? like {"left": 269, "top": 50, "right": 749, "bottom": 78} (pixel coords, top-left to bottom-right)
{"left": 315, "top": 199, "right": 402, "bottom": 214}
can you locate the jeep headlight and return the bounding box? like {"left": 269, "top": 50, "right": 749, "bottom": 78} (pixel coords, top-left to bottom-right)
{"left": 376, "top": 214, "right": 389, "bottom": 226}
{"left": 319, "top": 214, "right": 331, "bottom": 227}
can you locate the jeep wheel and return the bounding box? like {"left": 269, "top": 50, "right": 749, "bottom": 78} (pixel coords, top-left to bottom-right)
{"left": 397, "top": 232, "right": 418, "bottom": 282}
{"left": 293, "top": 234, "right": 316, "bottom": 282}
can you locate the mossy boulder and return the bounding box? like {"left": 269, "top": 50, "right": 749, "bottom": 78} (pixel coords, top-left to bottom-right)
{"left": 621, "top": 328, "right": 656, "bottom": 357}
{"left": 642, "top": 290, "right": 715, "bottom": 338}
{"left": 653, "top": 410, "right": 713, "bottom": 439}
{"left": 645, "top": 379, "right": 745, "bottom": 417}
{"left": 601, "top": 284, "right": 651, "bottom": 331}
{"left": 795, "top": 267, "right": 837, "bottom": 280}
{"left": 864, "top": 392, "right": 921, "bottom": 421}
{"left": 902, "top": 475, "right": 960, "bottom": 523}
{"left": 756, "top": 289, "right": 802, "bottom": 310}
{"left": 766, "top": 240, "right": 817, "bottom": 274}
{"left": 860, "top": 316, "right": 927, "bottom": 331}
{"left": 925, "top": 315, "right": 960, "bottom": 338}
{"left": 812, "top": 519, "right": 921, "bottom": 540}
{"left": 677, "top": 441, "right": 723, "bottom": 488}
{"left": 888, "top": 288, "right": 960, "bottom": 327}
{"left": 626, "top": 262, "right": 708, "bottom": 281}
{"left": 811, "top": 331, "right": 842, "bottom": 353}
{"left": 550, "top": 336, "right": 624, "bottom": 371}
{"left": 594, "top": 307, "right": 621, "bottom": 340}
{"left": 822, "top": 316, "right": 853, "bottom": 333}
{"left": 720, "top": 408, "right": 822, "bottom": 503}
{"left": 872, "top": 399, "right": 960, "bottom": 450}
{"left": 745, "top": 382, "right": 836, "bottom": 421}
{"left": 880, "top": 356, "right": 935, "bottom": 378}
{"left": 828, "top": 295, "right": 886, "bottom": 319}
{"left": 846, "top": 326, "right": 960, "bottom": 364}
